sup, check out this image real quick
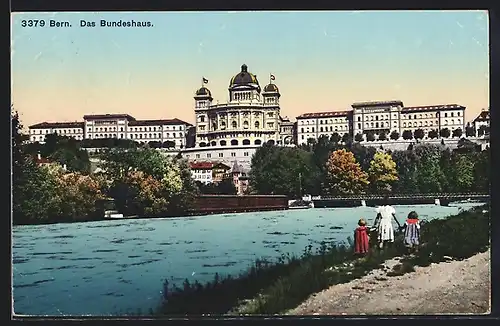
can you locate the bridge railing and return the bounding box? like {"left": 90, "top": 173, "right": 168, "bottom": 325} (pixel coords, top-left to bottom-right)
{"left": 315, "top": 193, "right": 489, "bottom": 200}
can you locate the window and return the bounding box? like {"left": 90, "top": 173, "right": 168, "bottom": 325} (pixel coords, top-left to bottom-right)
{"left": 255, "top": 121, "right": 260, "bottom": 128}
{"left": 320, "top": 127, "right": 323, "bottom": 132}
{"left": 231, "top": 152, "right": 236, "bottom": 157}
{"left": 357, "top": 116, "right": 361, "bottom": 121}
{"left": 444, "top": 113, "right": 448, "bottom": 117}
{"left": 451, "top": 112, "right": 454, "bottom": 117}
{"left": 196, "top": 154, "right": 200, "bottom": 159}
{"left": 457, "top": 112, "right": 461, "bottom": 116}
{"left": 207, "top": 153, "right": 211, "bottom": 158}
{"left": 200, "top": 116, "right": 205, "bottom": 122}
{"left": 244, "top": 152, "right": 249, "bottom": 157}
{"left": 312, "top": 127, "right": 315, "bottom": 132}
{"left": 444, "top": 120, "right": 448, "bottom": 125}
{"left": 218, "top": 153, "right": 223, "bottom": 158}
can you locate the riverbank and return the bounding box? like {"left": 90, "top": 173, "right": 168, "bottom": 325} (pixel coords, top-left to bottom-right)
{"left": 156, "top": 204, "right": 489, "bottom": 315}
{"left": 288, "top": 249, "right": 490, "bottom": 315}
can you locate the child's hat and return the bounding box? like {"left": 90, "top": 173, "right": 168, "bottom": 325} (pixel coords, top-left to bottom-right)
{"left": 408, "top": 211, "right": 419, "bottom": 219}
{"left": 358, "top": 218, "right": 366, "bottom": 226}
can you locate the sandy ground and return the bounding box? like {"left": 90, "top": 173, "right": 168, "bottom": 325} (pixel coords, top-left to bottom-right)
{"left": 287, "top": 249, "right": 491, "bottom": 315}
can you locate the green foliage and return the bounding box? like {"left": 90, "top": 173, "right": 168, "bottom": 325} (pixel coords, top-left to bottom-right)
{"left": 402, "top": 130, "right": 413, "bottom": 140}
{"left": 440, "top": 128, "right": 451, "bottom": 138}
{"left": 197, "top": 178, "right": 237, "bottom": 195}
{"left": 428, "top": 129, "right": 439, "bottom": 139}
{"left": 250, "top": 144, "right": 320, "bottom": 198}
{"left": 368, "top": 151, "right": 399, "bottom": 193}
{"left": 324, "top": 149, "right": 369, "bottom": 195}
{"left": 414, "top": 128, "right": 425, "bottom": 140}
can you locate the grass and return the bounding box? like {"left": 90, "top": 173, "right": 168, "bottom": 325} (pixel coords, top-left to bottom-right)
{"left": 154, "top": 204, "right": 490, "bottom": 316}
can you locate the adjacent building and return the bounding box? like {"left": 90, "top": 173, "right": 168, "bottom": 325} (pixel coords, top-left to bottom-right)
{"left": 472, "top": 109, "right": 490, "bottom": 135}
{"left": 28, "top": 114, "right": 192, "bottom": 149}
{"left": 297, "top": 101, "right": 467, "bottom": 144}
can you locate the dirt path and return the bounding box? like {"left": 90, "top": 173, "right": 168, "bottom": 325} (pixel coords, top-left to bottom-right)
{"left": 288, "top": 249, "right": 491, "bottom": 315}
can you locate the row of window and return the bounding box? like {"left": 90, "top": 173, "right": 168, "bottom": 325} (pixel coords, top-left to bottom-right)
{"left": 199, "top": 139, "right": 268, "bottom": 147}
{"left": 299, "top": 125, "right": 348, "bottom": 133}
{"left": 188, "top": 152, "right": 251, "bottom": 159}
{"left": 301, "top": 118, "right": 348, "bottom": 125}
{"left": 89, "top": 125, "right": 184, "bottom": 132}
{"left": 31, "top": 129, "right": 82, "bottom": 134}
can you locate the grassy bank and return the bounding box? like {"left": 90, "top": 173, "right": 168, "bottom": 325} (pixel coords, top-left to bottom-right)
{"left": 154, "top": 204, "right": 489, "bottom": 316}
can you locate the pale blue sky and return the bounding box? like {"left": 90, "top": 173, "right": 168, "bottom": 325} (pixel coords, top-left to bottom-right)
{"left": 11, "top": 11, "right": 489, "bottom": 126}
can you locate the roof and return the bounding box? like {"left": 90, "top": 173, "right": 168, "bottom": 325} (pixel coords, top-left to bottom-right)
{"left": 473, "top": 110, "right": 490, "bottom": 122}
{"left": 190, "top": 161, "right": 214, "bottom": 169}
{"left": 263, "top": 83, "right": 279, "bottom": 93}
{"left": 402, "top": 104, "right": 465, "bottom": 113}
{"left": 212, "top": 162, "right": 231, "bottom": 170}
{"left": 129, "top": 118, "right": 192, "bottom": 127}
{"left": 29, "top": 121, "right": 84, "bottom": 129}
{"left": 352, "top": 100, "right": 404, "bottom": 108}
{"left": 83, "top": 114, "right": 136, "bottom": 121}
{"left": 195, "top": 87, "right": 212, "bottom": 98}
{"left": 229, "top": 64, "right": 260, "bottom": 87}
{"left": 297, "top": 110, "right": 351, "bottom": 119}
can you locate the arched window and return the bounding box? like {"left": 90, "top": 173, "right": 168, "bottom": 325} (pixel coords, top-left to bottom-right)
{"left": 254, "top": 139, "right": 262, "bottom": 145}
{"left": 242, "top": 139, "right": 250, "bottom": 145}
{"left": 220, "top": 140, "right": 227, "bottom": 146}
{"left": 211, "top": 141, "right": 217, "bottom": 146}
{"left": 255, "top": 121, "right": 260, "bottom": 128}
{"left": 232, "top": 121, "right": 237, "bottom": 128}
{"left": 231, "top": 139, "right": 238, "bottom": 146}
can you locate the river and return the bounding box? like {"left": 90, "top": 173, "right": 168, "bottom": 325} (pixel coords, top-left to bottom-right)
{"left": 12, "top": 203, "right": 483, "bottom": 316}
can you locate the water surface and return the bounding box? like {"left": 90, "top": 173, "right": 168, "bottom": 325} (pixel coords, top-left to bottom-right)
{"left": 12, "top": 203, "right": 483, "bottom": 316}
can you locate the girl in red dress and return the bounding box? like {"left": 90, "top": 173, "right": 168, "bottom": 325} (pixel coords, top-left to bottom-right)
{"left": 354, "top": 218, "right": 370, "bottom": 255}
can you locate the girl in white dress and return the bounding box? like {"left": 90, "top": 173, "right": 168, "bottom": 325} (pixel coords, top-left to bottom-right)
{"left": 373, "top": 196, "right": 401, "bottom": 249}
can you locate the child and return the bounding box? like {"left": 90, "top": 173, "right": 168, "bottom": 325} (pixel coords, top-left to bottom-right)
{"left": 354, "top": 218, "right": 370, "bottom": 256}
{"left": 402, "top": 211, "right": 421, "bottom": 253}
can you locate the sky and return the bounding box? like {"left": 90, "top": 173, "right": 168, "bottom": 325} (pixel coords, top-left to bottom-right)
{"left": 11, "top": 11, "right": 489, "bottom": 128}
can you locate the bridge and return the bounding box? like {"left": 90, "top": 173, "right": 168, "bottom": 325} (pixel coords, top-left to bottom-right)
{"left": 312, "top": 193, "right": 489, "bottom": 208}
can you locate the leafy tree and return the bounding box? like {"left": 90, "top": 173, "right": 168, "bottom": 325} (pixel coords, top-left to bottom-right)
{"left": 249, "top": 144, "right": 320, "bottom": 198}
{"left": 368, "top": 152, "right": 399, "bottom": 193}
{"left": 402, "top": 130, "right": 413, "bottom": 140}
{"left": 341, "top": 133, "right": 351, "bottom": 144}
{"left": 465, "top": 123, "right": 476, "bottom": 137}
{"left": 390, "top": 130, "right": 399, "bottom": 140}
{"left": 414, "top": 128, "right": 425, "bottom": 140}
{"left": 354, "top": 133, "right": 364, "bottom": 142}
{"left": 100, "top": 148, "right": 169, "bottom": 180}
{"left": 477, "top": 125, "right": 489, "bottom": 136}
{"left": 330, "top": 132, "right": 341, "bottom": 144}
{"left": 349, "top": 143, "right": 376, "bottom": 172}
{"left": 378, "top": 132, "right": 387, "bottom": 141}
{"left": 162, "top": 140, "right": 176, "bottom": 148}
{"left": 440, "top": 128, "right": 451, "bottom": 138}
{"left": 323, "top": 149, "right": 369, "bottom": 195}
{"left": 365, "top": 131, "right": 375, "bottom": 142}
{"left": 450, "top": 153, "right": 475, "bottom": 192}
{"left": 428, "top": 129, "right": 439, "bottom": 139}
{"left": 472, "top": 148, "right": 490, "bottom": 193}
{"left": 452, "top": 128, "right": 463, "bottom": 138}
{"left": 392, "top": 149, "right": 419, "bottom": 194}
{"left": 414, "top": 144, "right": 445, "bottom": 193}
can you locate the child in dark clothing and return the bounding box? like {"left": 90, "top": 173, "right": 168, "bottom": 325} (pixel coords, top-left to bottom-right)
{"left": 354, "top": 218, "right": 370, "bottom": 256}
{"left": 402, "top": 211, "right": 421, "bottom": 254}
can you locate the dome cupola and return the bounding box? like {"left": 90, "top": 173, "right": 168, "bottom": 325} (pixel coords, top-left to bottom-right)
{"left": 229, "top": 64, "right": 260, "bottom": 92}
{"left": 194, "top": 86, "right": 213, "bottom": 101}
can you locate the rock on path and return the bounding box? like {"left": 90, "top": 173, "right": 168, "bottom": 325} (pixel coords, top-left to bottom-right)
{"left": 288, "top": 249, "right": 491, "bottom": 315}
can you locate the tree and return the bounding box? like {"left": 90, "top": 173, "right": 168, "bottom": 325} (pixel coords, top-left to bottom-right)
{"left": 391, "top": 149, "right": 420, "bottom": 194}
{"left": 354, "top": 133, "right": 364, "bottom": 142}
{"left": 440, "top": 128, "right": 451, "bottom": 138}
{"left": 378, "top": 131, "right": 387, "bottom": 141}
{"left": 402, "top": 130, "right": 413, "bottom": 140}
{"left": 465, "top": 123, "right": 476, "bottom": 137}
{"left": 101, "top": 148, "right": 169, "bottom": 180}
{"left": 349, "top": 143, "right": 376, "bottom": 172}
{"left": 368, "top": 152, "right": 399, "bottom": 193}
{"left": 249, "top": 144, "right": 320, "bottom": 198}
{"left": 414, "top": 128, "right": 425, "bottom": 140}
{"left": 365, "top": 131, "right": 375, "bottom": 142}
{"left": 330, "top": 132, "right": 341, "bottom": 144}
{"left": 414, "top": 144, "right": 445, "bottom": 193}
{"left": 390, "top": 130, "right": 400, "bottom": 140}
{"left": 162, "top": 140, "right": 176, "bottom": 149}
{"left": 341, "top": 133, "right": 351, "bottom": 144}
{"left": 450, "top": 153, "right": 475, "bottom": 192}
{"left": 472, "top": 148, "right": 490, "bottom": 192}
{"left": 428, "top": 129, "right": 439, "bottom": 139}
{"left": 323, "top": 149, "right": 369, "bottom": 196}
{"left": 478, "top": 125, "right": 489, "bottom": 136}
{"left": 452, "top": 128, "right": 463, "bottom": 138}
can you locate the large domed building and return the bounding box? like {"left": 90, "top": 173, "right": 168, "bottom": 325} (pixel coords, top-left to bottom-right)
{"left": 182, "top": 64, "right": 293, "bottom": 167}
